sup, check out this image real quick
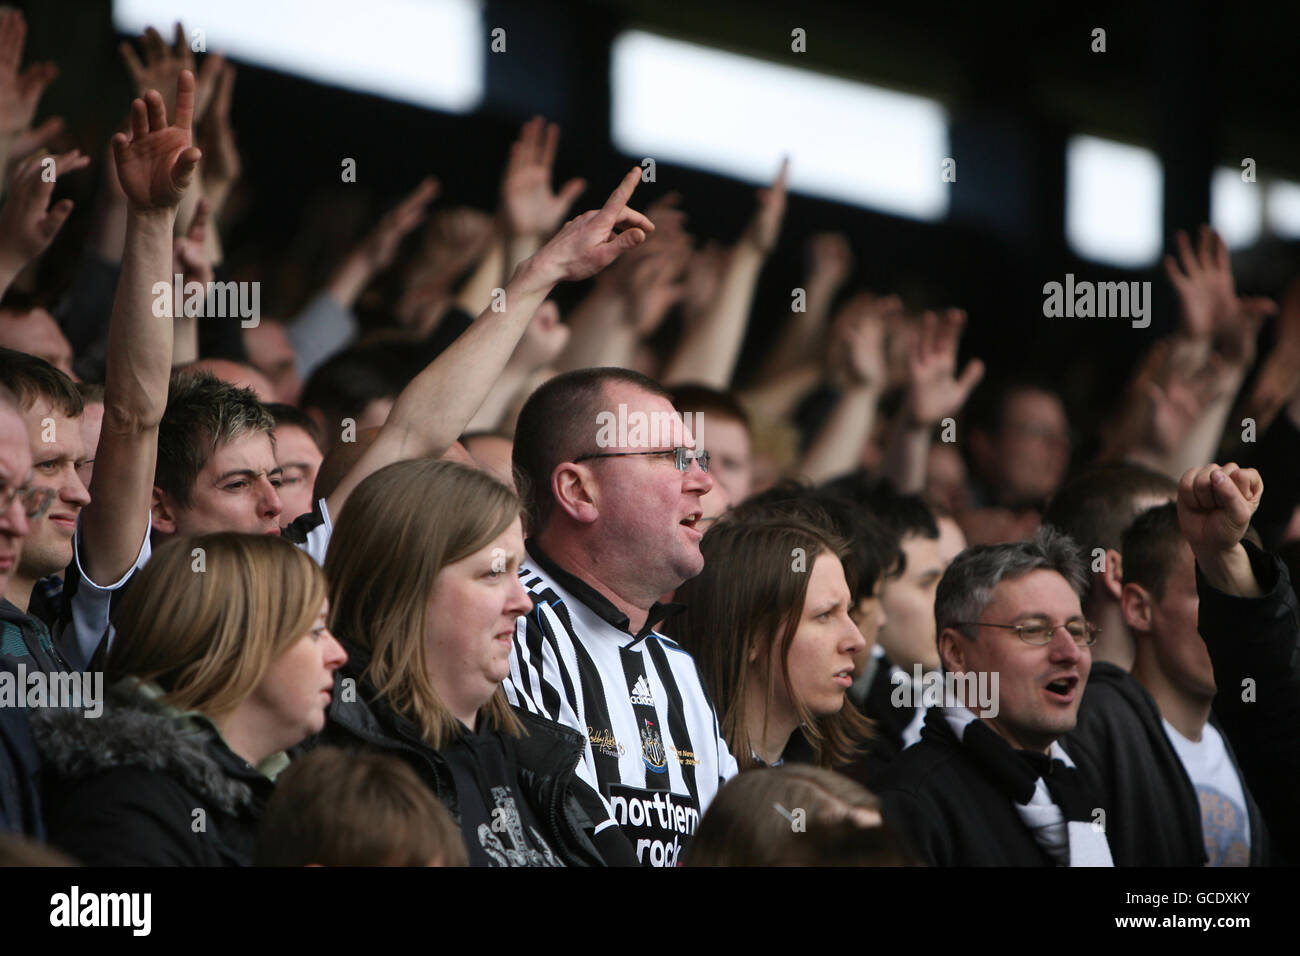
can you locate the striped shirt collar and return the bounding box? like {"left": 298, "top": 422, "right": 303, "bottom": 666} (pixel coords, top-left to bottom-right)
{"left": 524, "top": 539, "right": 684, "bottom": 639}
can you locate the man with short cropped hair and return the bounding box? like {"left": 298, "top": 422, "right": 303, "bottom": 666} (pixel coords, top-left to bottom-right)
{"left": 0, "top": 348, "right": 87, "bottom": 672}
{"left": 506, "top": 366, "right": 739, "bottom": 867}
{"left": 878, "top": 526, "right": 1113, "bottom": 866}
{"left": 1068, "top": 502, "right": 1267, "bottom": 865}
{"left": 1043, "top": 462, "right": 1177, "bottom": 670}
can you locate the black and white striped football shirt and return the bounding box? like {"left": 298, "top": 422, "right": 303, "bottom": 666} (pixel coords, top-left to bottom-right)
{"left": 504, "top": 541, "right": 739, "bottom": 868}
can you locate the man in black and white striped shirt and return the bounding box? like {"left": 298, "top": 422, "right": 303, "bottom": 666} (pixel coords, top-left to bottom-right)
{"left": 507, "top": 368, "right": 739, "bottom": 867}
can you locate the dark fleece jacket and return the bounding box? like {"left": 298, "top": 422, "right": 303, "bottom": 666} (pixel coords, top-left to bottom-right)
{"left": 29, "top": 685, "right": 275, "bottom": 866}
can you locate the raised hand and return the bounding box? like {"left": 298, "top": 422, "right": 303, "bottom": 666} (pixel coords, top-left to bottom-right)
{"left": 741, "top": 158, "right": 788, "bottom": 254}
{"left": 120, "top": 23, "right": 224, "bottom": 125}
{"left": 527, "top": 167, "right": 653, "bottom": 284}
{"left": 1243, "top": 277, "right": 1300, "bottom": 431}
{"left": 112, "top": 70, "right": 202, "bottom": 213}
{"left": 500, "top": 116, "right": 586, "bottom": 239}
{"left": 357, "top": 177, "right": 439, "bottom": 272}
{"left": 0, "top": 10, "right": 57, "bottom": 139}
{"left": 626, "top": 240, "right": 690, "bottom": 335}
{"left": 1164, "top": 225, "right": 1275, "bottom": 341}
{"left": 828, "top": 293, "right": 893, "bottom": 389}
{"left": 0, "top": 149, "right": 89, "bottom": 277}
{"left": 904, "top": 307, "right": 985, "bottom": 425}
{"left": 1177, "top": 462, "right": 1262, "bottom": 555}
{"left": 197, "top": 62, "right": 240, "bottom": 200}
{"left": 413, "top": 206, "right": 495, "bottom": 285}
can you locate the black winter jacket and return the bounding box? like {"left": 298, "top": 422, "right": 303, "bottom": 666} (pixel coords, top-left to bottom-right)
{"left": 1195, "top": 540, "right": 1300, "bottom": 863}
{"left": 1068, "top": 661, "right": 1269, "bottom": 866}
{"left": 877, "top": 707, "right": 1108, "bottom": 866}
{"left": 30, "top": 683, "right": 276, "bottom": 866}
{"left": 0, "top": 667, "right": 43, "bottom": 838}
{"left": 312, "top": 644, "right": 638, "bottom": 867}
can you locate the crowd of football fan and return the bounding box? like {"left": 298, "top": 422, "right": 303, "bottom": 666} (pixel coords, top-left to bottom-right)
{"left": 1, "top": 14, "right": 1299, "bottom": 867}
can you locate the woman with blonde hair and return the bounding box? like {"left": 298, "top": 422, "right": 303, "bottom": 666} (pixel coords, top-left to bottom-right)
{"left": 669, "top": 513, "right": 873, "bottom": 770}
{"left": 31, "top": 533, "right": 346, "bottom": 866}
{"left": 319, "top": 458, "right": 636, "bottom": 866}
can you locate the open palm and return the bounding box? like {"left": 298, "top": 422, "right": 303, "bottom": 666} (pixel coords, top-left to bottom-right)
{"left": 112, "top": 71, "right": 200, "bottom": 212}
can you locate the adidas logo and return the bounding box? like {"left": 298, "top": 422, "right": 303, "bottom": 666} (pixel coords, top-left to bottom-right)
{"left": 630, "top": 675, "right": 656, "bottom": 707}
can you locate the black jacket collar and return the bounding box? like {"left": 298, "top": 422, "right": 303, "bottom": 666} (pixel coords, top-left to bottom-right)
{"left": 524, "top": 540, "right": 683, "bottom": 640}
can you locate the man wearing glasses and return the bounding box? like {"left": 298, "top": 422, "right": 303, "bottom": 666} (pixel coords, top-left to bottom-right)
{"left": 878, "top": 526, "right": 1114, "bottom": 866}
{"left": 507, "top": 367, "right": 739, "bottom": 867}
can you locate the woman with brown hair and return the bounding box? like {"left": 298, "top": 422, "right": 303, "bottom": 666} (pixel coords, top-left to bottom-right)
{"left": 31, "top": 533, "right": 347, "bottom": 865}
{"left": 670, "top": 513, "right": 873, "bottom": 770}
{"left": 319, "top": 458, "right": 635, "bottom": 866}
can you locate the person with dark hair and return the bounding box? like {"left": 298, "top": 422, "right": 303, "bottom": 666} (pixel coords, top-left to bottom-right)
{"left": 684, "top": 765, "right": 913, "bottom": 866}
{"left": 1067, "top": 502, "right": 1268, "bottom": 865}
{"left": 321, "top": 459, "right": 636, "bottom": 866}
{"left": 877, "top": 526, "right": 1113, "bottom": 866}
{"left": 1042, "top": 463, "right": 1177, "bottom": 670}
{"left": 1171, "top": 463, "right": 1300, "bottom": 861}
{"left": 299, "top": 343, "right": 402, "bottom": 453}
{"left": 506, "top": 365, "right": 738, "bottom": 866}
{"left": 824, "top": 476, "right": 946, "bottom": 768}
{"left": 727, "top": 483, "right": 900, "bottom": 742}
{"left": 265, "top": 402, "right": 324, "bottom": 527}
{"left": 63, "top": 150, "right": 659, "bottom": 668}
{"left": 965, "top": 379, "right": 1072, "bottom": 512}
{"left": 671, "top": 514, "right": 871, "bottom": 770}
{"left": 0, "top": 347, "right": 86, "bottom": 671}
{"left": 256, "top": 747, "right": 467, "bottom": 867}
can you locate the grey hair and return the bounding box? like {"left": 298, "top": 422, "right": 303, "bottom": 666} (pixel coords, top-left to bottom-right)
{"left": 934, "top": 525, "right": 1089, "bottom": 645}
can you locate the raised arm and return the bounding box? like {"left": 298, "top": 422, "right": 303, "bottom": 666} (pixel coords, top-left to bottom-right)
{"left": 0, "top": 9, "right": 58, "bottom": 197}
{"left": 756, "top": 231, "right": 853, "bottom": 384}
{"left": 325, "top": 167, "right": 653, "bottom": 515}
{"left": 0, "top": 149, "right": 89, "bottom": 298}
{"left": 499, "top": 116, "right": 586, "bottom": 281}
{"left": 882, "top": 307, "right": 985, "bottom": 494}
{"left": 662, "top": 159, "right": 788, "bottom": 388}
{"left": 81, "top": 71, "right": 201, "bottom": 585}
{"left": 1177, "top": 462, "right": 1263, "bottom": 598}
{"left": 797, "top": 293, "right": 889, "bottom": 484}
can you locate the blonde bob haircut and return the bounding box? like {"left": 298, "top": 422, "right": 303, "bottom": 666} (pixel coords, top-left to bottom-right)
{"left": 107, "top": 533, "right": 327, "bottom": 717}
{"left": 325, "top": 458, "right": 524, "bottom": 749}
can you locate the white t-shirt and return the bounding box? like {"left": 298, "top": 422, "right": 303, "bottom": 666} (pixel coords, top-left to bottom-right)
{"left": 1162, "top": 718, "right": 1251, "bottom": 866}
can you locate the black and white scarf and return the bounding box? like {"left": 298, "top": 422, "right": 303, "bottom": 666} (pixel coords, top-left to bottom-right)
{"left": 943, "top": 707, "right": 1112, "bottom": 867}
